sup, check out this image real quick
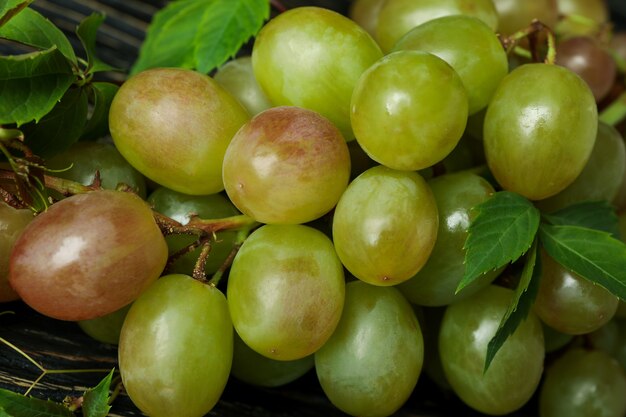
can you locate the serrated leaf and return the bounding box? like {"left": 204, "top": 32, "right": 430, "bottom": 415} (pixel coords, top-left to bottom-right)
{"left": 543, "top": 200, "right": 621, "bottom": 239}
{"left": 80, "top": 82, "right": 118, "bottom": 140}
{"left": 82, "top": 369, "right": 114, "bottom": 417}
{"left": 0, "top": 0, "right": 32, "bottom": 27}
{"left": 484, "top": 240, "right": 542, "bottom": 372}
{"left": 76, "top": 13, "right": 116, "bottom": 73}
{"left": 458, "top": 191, "right": 540, "bottom": 292}
{"left": 539, "top": 224, "right": 626, "bottom": 300}
{"left": 0, "top": 46, "right": 75, "bottom": 126}
{"left": 131, "top": 0, "right": 269, "bottom": 75}
{"left": 0, "top": 7, "right": 76, "bottom": 63}
{"left": 0, "top": 388, "right": 74, "bottom": 417}
{"left": 21, "top": 86, "right": 88, "bottom": 157}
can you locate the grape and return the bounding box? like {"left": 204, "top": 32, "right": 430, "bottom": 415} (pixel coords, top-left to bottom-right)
{"left": 227, "top": 224, "right": 345, "bottom": 361}
{"left": 9, "top": 190, "right": 168, "bottom": 321}
{"left": 332, "top": 165, "right": 438, "bottom": 286}
{"left": 347, "top": 139, "right": 377, "bottom": 180}
{"left": 147, "top": 187, "right": 239, "bottom": 275}
{"left": 222, "top": 106, "right": 351, "bottom": 224}
{"left": 399, "top": 171, "right": 498, "bottom": 306}
{"left": 119, "top": 274, "right": 233, "bottom": 417}
{"left": 0, "top": 203, "right": 32, "bottom": 303}
{"left": 351, "top": 51, "right": 468, "bottom": 171}
{"left": 542, "top": 322, "right": 573, "bottom": 353}
{"left": 77, "top": 303, "right": 131, "bottom": 345}
{"left": 533, "top": 251, "right": 618, "bottom": 335}
{"left": 491, "top": 0, "right": 558, "bottom": 36}
{"left": 483, "top": 63, "right": 598, "bottom": 200}
{"left": 539, "top": 348, "right": 626, "bottom": 417}
{"left": 231, "top": 331, "right": 314, "bottom": 387}
{"left": 588, "top": 320, "right": 620, "bottom": 354}
{"left": 348, "top": 0, "right": 386, "bottom": 38}
{"left": 46, "top": 141, "right": 147, "bottom": 198}
{"left": 555, "top": 36, "right": 617, "bottom": 102}
{"left": 315, "top": 281, "right": 424, "bottom": 417}
{"left": 376, "top": 0, "right": 498, "bottom": 53}
{"left": 610, "top": 32, "right": 626, "bottom": 65}
{"left": 214, "top": 56, "right": 272, "bottom": 116}
{"left": 556, "top": 0, "right": 609, "bottom": 37}
{"left": 393, "top": 15, "right": 508, "bottom": 115}
{"left": 537, "top": 121, "right": 626, "bottom": 213}
{"left": 252, "top": 6, "right": 383, "bottom": 140}
{"left": 439, "top": 285, "right": 545, "bottom": 415}
{"left": 417, "top": 307, "right": 451, "bottom": 391}
{"left": 109, "top": 67, "right": 249, "bottom": 195}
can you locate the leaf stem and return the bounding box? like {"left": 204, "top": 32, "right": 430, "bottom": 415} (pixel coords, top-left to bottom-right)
{"left": 600, "top": 91, "right": 626, "bottom": 126}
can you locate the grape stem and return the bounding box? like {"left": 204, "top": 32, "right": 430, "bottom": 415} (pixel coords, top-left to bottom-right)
{"left": 501, "top": 20, "right": 557, "bottom": 65}
{"left": 599, "top": 91, "right": 626, "bottom": 127}
{"left": 270, "top": 0, "right": 287, "bottom": 13}
{"left": 208, "top": 226, "right": 252, "bottom": 287}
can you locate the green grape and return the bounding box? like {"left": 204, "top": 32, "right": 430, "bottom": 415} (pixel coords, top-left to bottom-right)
{"left": 315, "top": 281, "right": 424, "bottom": 417}
{"left": 214, "top": 56, "right": 272, "bottom": 116}
{"left": 399, "top": 172, "right": 498, "bottom": 306}
{"left": 348, "top": 0, "right": 386, "bottom": 38}
{"left": 9, "top": 190, "right": 167, "bottom": 321}
{"left": 615, "top": 300, "right": 626, "bottom": 319}
{"left": 483, "top": 63, "right": 597, "bottom": 200}
{"left": 222, "top": 106, "right": 350, "bottom": 224}
{"left": 147, "top": 187, "right": 239, "bottom": 275}
{"left": 439, "top": 285, "right": 545, "bottom": 415}
{"left": 46, "top": 141, "right": 147, "bottom": 198}
{"left": 77, "top": 303, "right": 131, "bottom": 345}
{"left": 252, "top": 6, "right": 383, "bottom": 140}
{"left": 231, "top": 331, "right": 314, "bottom": 387}
{"left": 109, "top": 67, "right": 249, "bottom": 195}
{"left": 556, "top": 0, "right": 608, "bottom": 37}
{"left": 393, "top": 15, "right": 508, "bottom": 115}
{"left": 533, "top": 251, "right": 618, "bottom": 335}
{"left": 417, "top": 307, "right": 451, "bottom": 391}
{"left": 539, "top": 348, "right": 626, "bottom": 417}
{"left": 588, "top": 320, "right": 620, "bottom": 354}
{"left": 376, "top": 0, "right": 498, "bottom": 52}
{"left": 543, "top": 322, "right": 574, "bottom": 353}
{"left": 332, "top": 166, "right": 438, "bottom": 286}
{"left": 537, "top": 122, "right": 626, "bottom": 212}
{"left": 119, "top": 274, "right": 233, "bottom": 417}
{"left": 351, "top": 51, "right": 468, "bottom": 171}
{"left": 0, "top": 203, "right": 32, "bottom": 303}
{"left": 608, "top": 320, "right": 626, "bottom": 370}
{"left": 227, "top": 224, "right": 345, "bottom": 361}
{"left": 491, "top": 0, "right": 558, "bottom": 35}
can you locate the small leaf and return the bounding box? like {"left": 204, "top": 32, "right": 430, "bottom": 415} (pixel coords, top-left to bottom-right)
{"left": 543, "top": 200, "right": 621, "bottom": 239}
{"left": 458, "top": 191, "right": 541, "bottom": 292}
{"left": 131, "top": 0, "right": 269, "bottom": 75}
{"left": 539, "top": 224, "right": 626, "bottom": 301}
{"left": 0, "top": 46, "right": 75, "bottom": 126}
{"left": 0, "top": 388, "right": 74, "bottom": 417}
{"left": 0, "top": 0, "right": 32, "bottom": 27}
{"left": 0, "top": 7, "right": 76, "bottom": 63}
{"left": 76, "top": 13, "right": 116, "bottom": 73}
{"left": 484, "top": 240, "right": 542, "bottom": 372}
{"left": 80, "top": 82, "right": 118, "bottom": 140}
{"left": 21, "top": 86, "right": 88, "bottom": 157}
{"left": 82, "top": 369, "right": 114, "bottom": 417}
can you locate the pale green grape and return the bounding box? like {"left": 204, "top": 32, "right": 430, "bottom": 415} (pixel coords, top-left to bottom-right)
{"left": 348, "top": 0, "right": 386, "bottom": 38}
{"left": 439, "top": 285, "right": 545, "bottom": 415}
{"left": 315, "top": 281, "right": 423, "bottom": 417}
{"left": 119, "top": 274, "right": 233, "bottom": 417}
{"left": 332, "top": 165, "right": 438, "bottom": 286}
{"left": 351, "top": 51, "right": 468, "bottom": 171}
{"left": 492, "top": 0, "right": 558, "bottom": 35}
{"left": 0, "top": 203, "right": 32, "bottom": 303}
{"left": 227, "top": 224, "right": 345, "bottom": 361}
{"left": 78, "top": 303, "right": 131, "bottom": 345}
{"left": 214, "top": 56, "right": 272, "bottom": 116}
{"left": 543, "top": 322, "right": 574, "bottom": 353}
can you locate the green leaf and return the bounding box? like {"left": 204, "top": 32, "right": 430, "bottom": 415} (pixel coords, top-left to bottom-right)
{"left": 484, "top": 240, "right": 542, "bottom": 372}
{"left": 539, "top": 224, "right": 626, "bottom": 301}
{"left": 131, "top": 0, "right": 270, "bottom": 75}
{"left": 82, "top": 369, "right": 114, "bottom": 417}
{"left": 0, "top": 7, "right": 76, "bottom": 63}
{"left": 543, "top": 200, "right": 621, "bottom": 239}
{"left": 80, "top": 82, "right": 118, "bottom": 140}
{"left": 0, "top": 0, "right": 32, "bottom": 27}
{"left": 0, "top": 47, "right": 75, "bottom": 126}
{"left": 458, "top": 191, "right": 541, "bottom": 292}
{"left": 76, "top": 13, "right": 116, "bottom": 73}
{"left": 22, "top": 86, "right": 88, "bottom": 158}
{"left": 0, "top": 388, "right": 74, "bottom": 417}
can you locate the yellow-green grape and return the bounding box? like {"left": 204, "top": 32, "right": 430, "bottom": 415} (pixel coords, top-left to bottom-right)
{"left": 0, "top": 203, "right": 32, "bottom": 303}
{"left": 348, "top": 0, "right": 386, "bottom": 38}
{"left": 332, "top": 166, "right": 438, "bottom": 286}
{"left": 556, "top": 0, "right": 609, "bottom": 38}
{"left": 315, "top": 281, "right": 424, "bottom": 417}
{"left": 214, "top": 56, "right": 272, "bottom": 116}
{"left": 78, "top": 304, "right": 131, "bottom": 345}
{"left": 492, "top": 0, "right": 558, "bottom": 36}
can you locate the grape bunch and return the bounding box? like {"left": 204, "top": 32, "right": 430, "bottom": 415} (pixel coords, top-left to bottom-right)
{"left": 2, "top": 0, "right": 626, "bottom": 417}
